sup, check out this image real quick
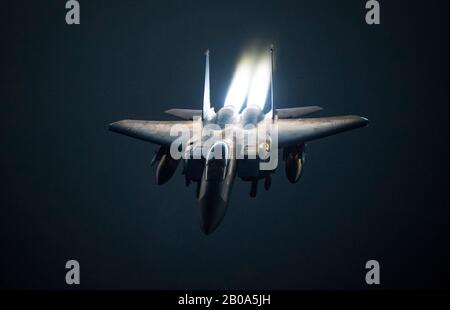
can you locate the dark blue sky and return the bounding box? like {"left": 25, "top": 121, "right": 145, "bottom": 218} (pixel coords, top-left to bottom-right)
{"left": 0, "top": 0, "right": 448, "bottom": 289}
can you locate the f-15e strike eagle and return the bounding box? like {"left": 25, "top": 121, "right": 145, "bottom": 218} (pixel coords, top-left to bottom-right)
{"left": 109, "top": 47, "right": 368, "bottom": 234}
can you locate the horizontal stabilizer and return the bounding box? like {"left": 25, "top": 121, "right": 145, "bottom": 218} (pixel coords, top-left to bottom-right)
{"left": 276, "top": 106, "right": 323, "bottom": 119}
{"left": 165, "top": 109, "right": 202, "bottom": 120}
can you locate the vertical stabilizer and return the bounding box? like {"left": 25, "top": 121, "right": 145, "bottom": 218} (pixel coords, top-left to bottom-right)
{"left": 203, "top": 49, "right": 213, "bottom": 120}
{"left": 267, "top": 45, "right": 274, "bottom": 120}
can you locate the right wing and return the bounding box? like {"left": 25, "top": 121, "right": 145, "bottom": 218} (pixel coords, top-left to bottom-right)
{"left": 277, "top": 115, "right": 368, "bottom": 147}
{"left": 109, "top": 120, "right": 193, "bottom": 145}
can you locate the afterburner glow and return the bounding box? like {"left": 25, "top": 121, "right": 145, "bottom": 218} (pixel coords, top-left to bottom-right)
{"left": 247, "top": 56, "right": 271, "bottom": 109}
{"left": 224, "top": 51, "right": 272, "bottom": 111}
{"left": 224, "top": 57, "right": 253, "bottom": 110}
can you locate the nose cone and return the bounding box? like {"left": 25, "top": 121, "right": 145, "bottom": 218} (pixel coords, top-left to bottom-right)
{"left": 198, "top": 193, "right": 228, "bottom": 235}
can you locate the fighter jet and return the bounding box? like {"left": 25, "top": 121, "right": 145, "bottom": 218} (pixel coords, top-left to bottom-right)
{"left": 109, "top": 47, "right": 368, "bottom": 234}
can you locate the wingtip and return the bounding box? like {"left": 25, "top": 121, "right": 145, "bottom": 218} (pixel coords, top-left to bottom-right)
{"left": 346, "top": 115, "right": 370, "bottom": 128}
{"left": 108, "top": 120, "right": 128, "bottom": 132}
{"left": 108, "top": 121, "right": 119, "bottom": 132}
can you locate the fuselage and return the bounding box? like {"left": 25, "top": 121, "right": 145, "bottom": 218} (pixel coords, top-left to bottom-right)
{"left": 192, "top": 104, "right": 267, "bottom": 234}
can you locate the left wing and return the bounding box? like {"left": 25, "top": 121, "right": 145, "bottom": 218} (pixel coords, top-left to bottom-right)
{"left": 109, "top": 120, "right": 193, "bottom": 145}
{"left": 277, "top": 115, "right": 368, "bottom": 147}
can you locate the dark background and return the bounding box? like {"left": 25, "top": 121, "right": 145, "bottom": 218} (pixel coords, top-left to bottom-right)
{"left": 0, "top": 0, "right": 448, "bottom": 289}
